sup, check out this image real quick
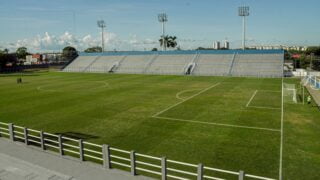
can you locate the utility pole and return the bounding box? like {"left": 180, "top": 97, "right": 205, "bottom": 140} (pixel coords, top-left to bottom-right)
{"left": 310, "top": 53, "right": 314, "bottom": 70}
{"left": 97, "top": 20, "right": 106, "bottom": 52}
{"left": 158, "top": 13, "right": 168, "bottom": 51}
{"left": 238, "top": 6, "right": 250, "bottom": 50}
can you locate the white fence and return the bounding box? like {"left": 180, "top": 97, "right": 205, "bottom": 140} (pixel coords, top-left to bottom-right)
{"left": 0, "top": 122, "right": 275, "bottom": 180}
{"left": 304, "top": 75, "right": 320, "bottom": 89}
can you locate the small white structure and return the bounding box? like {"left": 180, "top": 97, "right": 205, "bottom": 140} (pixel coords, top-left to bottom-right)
{"left": 25, "top": 55, "right": 38, "bottom": 65}
{"left": 213, "top": 41, "right": 220, "bottom": 50}
{"left": 223, "top": 40, "right": 230, "bottom": 49}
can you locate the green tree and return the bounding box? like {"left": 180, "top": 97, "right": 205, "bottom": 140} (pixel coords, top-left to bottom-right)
{"left": 159, "top": 36, "right": 178, "bottom": 50}
{"left": 151, "top": 48, "right": 158, "bottom": 51}
{"left": 306, "top": 46, "right": 320, "bottom": 56}
{"left": 84, "top": 46, "right": 102, "bottom": 53}
{"left": 16, "top": 47, "right": 28, "bottom": 59}
{"left": 0, "top": 53, "right": 17, "bottom": 69}
{"left": 62, "top": 46, "right": 78, "bottom": 60}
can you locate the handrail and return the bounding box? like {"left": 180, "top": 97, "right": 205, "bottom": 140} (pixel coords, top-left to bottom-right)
{"left": 14, "top": 135, "right": 25, "bottom": 140}
{"left": 111, "top": 161, "right": 131, "bottom": 168}
{"left": 45, "top": 143, "right": 59, "bottom": 150}
{"left": 13, "top": 125, "right": 24, "bottom": 129}
{"left": 28, "top": 139, "right": 41, "bottom": 144}
{"left": 204, "top": 166, "right": 239, "bottom": 175}
{"left": 44, "top": 138, "right": 59, "bottom": 144}
{"left": 110, "top": 147, "right": 130, "bottom": 154}
{"left": 245, "top": 174, "right": 276, "bottom": 180}
{"left": 0, "top": 132, "right": 10, "bottom": 136}
{"left": 136, "top": 160, "right": 161, "bottom": 169}
{"left": 136, "top": 153, "right": 161, "bottom": 160}
{"left": 83, "top": 148, "right": 103, "bottom": 155}
{"left": 44, "top": 132, "right": 59, "bottom": 138}
{"left": 83, "top": 141, "right": 102, "bottom": 148}
{"left": 28, "top": 134, "right": 40, "bottom": 139}
{"left": 63, "top": 143, "right": 79, "bottom": 149}
{"left": 167, "top": 167, "right": 198, "bottom": 176}
{"left": 0, "top": 127, "right": 9, "bottom": 131}
{"left": 167, "top": 159, "right": 198, "bottom": 168}
{"left": 0, "top": 121, "right": 276, "bottom": 180}
{"left": 63, "top": 148, "right": 80, "bottom": 155}
{"left": 28, "top": 129, "right": 41, "bottom": 133}
{"left": 0, "top": 122, "right": 9, "bottom": 126}
{"left": 203, "top": 175, "right": 225, "bottom": 180}
{"left": 13, "top": 131, "right": 24, "bottom": 136}
{"left": 167, "top": 174, "right": 189, "bottom": 180}
{"left": 84, "top": 154, "right": 103, "bottom": 161}
{"left": 110, "top": 155, "right": 131, "bottom": 162}
{"left": 62, "top": 136, "right": 79, "bottom": 142}
{"left": 135, "top": 167, "right": 162, "bottom": 176}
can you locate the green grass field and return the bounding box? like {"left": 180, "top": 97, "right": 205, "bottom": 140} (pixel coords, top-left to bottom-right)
{"left": 0, "top": 72, "right": 319, "bottom": 180}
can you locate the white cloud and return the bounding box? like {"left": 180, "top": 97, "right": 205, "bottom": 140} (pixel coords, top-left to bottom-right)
{"left": 2, "top": 31, "right": 161, "bottom": 53}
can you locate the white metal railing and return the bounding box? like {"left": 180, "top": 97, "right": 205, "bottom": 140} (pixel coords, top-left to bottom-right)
{"left": 0, "top": 122, "right": 276, "bottom": 180}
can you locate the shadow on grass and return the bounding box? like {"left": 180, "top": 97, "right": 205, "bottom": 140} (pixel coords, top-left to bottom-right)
{"left": 0, "top": 72, "right": 42, "bottom": 77}
{"left": 55, "top": 132, "right": 99, "bottom": 141}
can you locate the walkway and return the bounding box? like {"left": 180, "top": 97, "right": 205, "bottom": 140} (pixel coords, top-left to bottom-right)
{"left": 0, "top": 138, "right": 151, "bottom": 180}
{"left": 306, "top": 85, "right": 320, "bottom": 107}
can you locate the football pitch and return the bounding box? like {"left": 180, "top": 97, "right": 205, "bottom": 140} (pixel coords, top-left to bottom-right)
{"left": 0, "top": 72, "right": 319, "bottom": 179}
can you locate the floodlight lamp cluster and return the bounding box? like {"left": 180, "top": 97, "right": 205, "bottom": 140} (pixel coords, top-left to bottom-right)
{"left": 97, "top": 20, "right": 106, "bottom": 28}
{"left": 158, "top": 13, "right": 168, "bottom": 22}
{"left": 238, "top": 6, "right": 250, "bottom": 16}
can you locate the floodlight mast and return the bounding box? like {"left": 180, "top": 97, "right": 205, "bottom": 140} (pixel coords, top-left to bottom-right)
{"left": 238, "top": 6, "right": 250, "bottom": 50}
{"left": 158, "top": 13, "right": 168, "bottom": 51}
{"left": 97, "top": 20, "right": 106, "bottom": 52}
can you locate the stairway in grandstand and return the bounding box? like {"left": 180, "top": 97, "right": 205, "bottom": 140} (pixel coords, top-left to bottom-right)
{"left": 63, "top": 50, "right": 284, "bottom": 78}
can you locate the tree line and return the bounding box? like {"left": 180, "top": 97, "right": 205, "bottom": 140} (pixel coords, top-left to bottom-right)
{"left": 286, "top": 46, "right": 320, "bottom": 71}
{"left": 0, "top": 46, "right": 78, "bottom": 71}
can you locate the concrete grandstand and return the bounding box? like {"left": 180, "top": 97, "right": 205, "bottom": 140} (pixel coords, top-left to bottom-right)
{"left": 63, "top": 50, "right": 284, "bottom": 77}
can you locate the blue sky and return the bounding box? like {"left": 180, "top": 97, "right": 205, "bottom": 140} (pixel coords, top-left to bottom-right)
{"left": 0, "top": 0, "right": 319, "bottom": 52}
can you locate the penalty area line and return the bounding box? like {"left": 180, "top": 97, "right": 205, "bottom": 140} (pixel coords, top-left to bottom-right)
{"left": 246, "top": 90, "right": 258, "bottom": 107}
{"left": 247, "top": 105, "right": 281, "bottom": 110}
{"left": 153, "top": 116, "right": 280, "bottom": 132}
{"left": 153, "top": 82, "right": 221, "bottom": 117}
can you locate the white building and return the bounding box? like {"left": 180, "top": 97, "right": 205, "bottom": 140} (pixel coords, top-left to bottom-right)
{"left": 25, "top": 55, "right": 38, "bottom": 65}
{"left": 248, "top": 45, "right": 308, "bottom": 51}
{"left": 213, "top": 41, "right": 220, "bottom": 50}
{"left": 223, "top": 40, "right": 230, "bottom": 49}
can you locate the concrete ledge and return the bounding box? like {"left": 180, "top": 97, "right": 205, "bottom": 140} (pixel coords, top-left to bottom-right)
{"left": 0, "top": 138, "right": 151, "bottom": 180}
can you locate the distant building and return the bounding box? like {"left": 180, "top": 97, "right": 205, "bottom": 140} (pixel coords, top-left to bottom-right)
{"left": 223, "top": 40, "right": 230, "bottom": 49}
{"left": 248, "top": 45, "right": 307, "bottom": 51}
{"left": 25, "top": 55, "right": 38, "bottom": 65}
{"left": 213, "top": 41, "right": 220, "bottom": 50}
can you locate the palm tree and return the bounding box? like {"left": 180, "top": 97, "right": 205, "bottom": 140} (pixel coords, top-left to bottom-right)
{"left": 159, "top": 36, "right": 178, "bottom": 50}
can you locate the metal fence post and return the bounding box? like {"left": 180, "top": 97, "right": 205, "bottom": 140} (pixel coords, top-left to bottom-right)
{"left": 161, "top": 157, "right": 167, "bottom": 180}
{"left": 24, "top": 128, "right": 28, "bottom": 145}
{"left": 40, "top": 130, "right": 45, "bottom": 150}
{"left": 239, "top": 170, "right": 245, "bottom": 180}
{"left": 197, "top": 163, "right": 203, "bottom": 180}
{"left": 58, "top": 135, "right": 64, "bottom": 156}
{"left": 8, "top": 123, "right": 14, "bottom": 141}
{"left": 102, "top": 144, "right": 111, "bottom": 169}
{"left": 79, "top": 139, "right": 84, "bottom": 161}
{"left": 130, "top": 150, "right": 136, "bottom": 176}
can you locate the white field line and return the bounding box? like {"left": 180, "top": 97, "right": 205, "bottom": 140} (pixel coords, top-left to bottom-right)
{"left": 248, "top": 106, "right": 281, "bottom": 110}
{"left": 175, "top": 89, "right": 202, "bottom": 100}
{"left": 259, "top": 90, "right": 281, "bottom": 93}
{"left": 153, "top": 116, "right": 280, "bottom": 132}
{"left": 279, "top": 77, "right": 284, "bottom": 180}
{"left": 36, "top": 81, "right": 109, "bottom": 92}
{"left": 246, "top": 90, "right": 258, "bottom": 107}
{"left": 152, "top": 83, "right": 221, "bottom": 117}
{"left": 37, "top": 86, "right": 58, "bottom": 92}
